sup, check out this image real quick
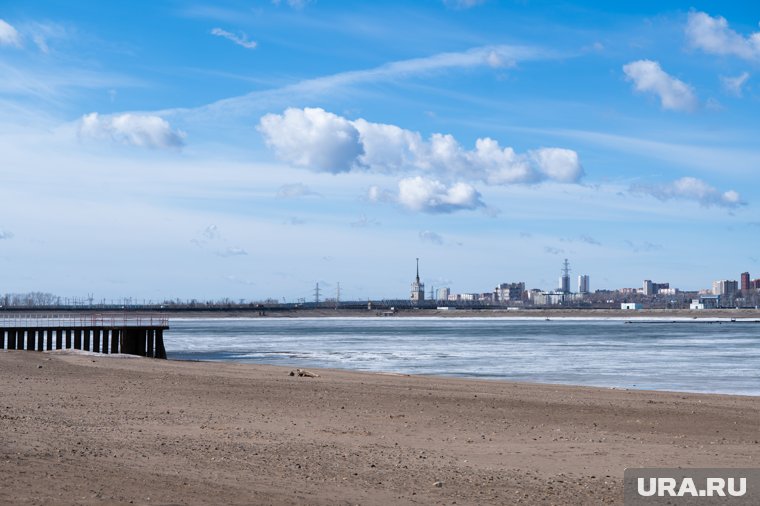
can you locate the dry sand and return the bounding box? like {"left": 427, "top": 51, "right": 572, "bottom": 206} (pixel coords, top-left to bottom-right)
{"left": 1, "top": 351, "right": 758, "bottom": 505}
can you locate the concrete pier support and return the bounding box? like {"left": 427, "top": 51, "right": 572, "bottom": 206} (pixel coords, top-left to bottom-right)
{"left": 111, "top": 329, "right": 120, "bottom": 354}
{"left": 0, "top": 316, "right": 167, "bottom": 357}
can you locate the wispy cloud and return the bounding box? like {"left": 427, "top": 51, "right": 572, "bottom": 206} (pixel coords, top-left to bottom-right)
{"left": 686, "top": 11, "right": 760, "bottom": 62}
{"left": 350, "top": 214, "right": 380, "bottom": 228}
{"left": 0, "top": 19, "right": 21, "bottom": 47}
{"left": 272, "top": 0, "right": 312, "bottom": 8}
{"left": 210, "top": 27, "right": 257, "bottom": 50}
{"left": 168, "top": 44, "right": 556, "bottom": 119}
{"left": 216, "top": 247, "right": 248, "bottom": 257}
{"left": 631, "top": 177, "right": 743, "bottom": 208}
{"left": 276, "top": 183, "right": 320, "bottom": 198}
{"left": 721, "top": 72, "right": 750, "bottom": 97}
{"left": 0, "top": 230, "right": 14, "bottom": 240}
{"left": 419, "top": 230, "right": 445, "bottom": 245}
{"left": 443, "top": 0, "right": 487, "bottom": 9}
{"left": 623, "top": 60, "right": 697, "bottom": 112}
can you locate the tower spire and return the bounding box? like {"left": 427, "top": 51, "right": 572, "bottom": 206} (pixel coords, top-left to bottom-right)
{"left": 416, "top": 257, "right": 420, "bottom": 282}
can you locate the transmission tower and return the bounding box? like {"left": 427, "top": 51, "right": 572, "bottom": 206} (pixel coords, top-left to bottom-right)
{"left": 314, "top": 282, "right": 321, "bottom": 304}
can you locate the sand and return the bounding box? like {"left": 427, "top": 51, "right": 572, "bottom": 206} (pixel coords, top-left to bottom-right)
{"left": 1, "top": 351, "right": 758, "bottom": 505}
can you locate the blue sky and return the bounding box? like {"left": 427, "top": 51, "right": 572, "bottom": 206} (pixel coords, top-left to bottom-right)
{"left": 1, "top": 0, "right": 759, "bottom": 302}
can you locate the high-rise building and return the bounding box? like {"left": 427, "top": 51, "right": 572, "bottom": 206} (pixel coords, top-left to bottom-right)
{"left": 410, "top": 258, "right": 425, "bottom": 302}
{"left": 712, "top": 280, "right": 738, "bottom": 296}
{"left": 643, "top": 280, "right": 654, "bottom": 296}
{"left": 741, "top": 272, "right": 750, "bottom": 292}
{"left": 578, "top": 275, "right": 590, "bottom": 294}
{"left": 436, "top": 287, "right": 450, "bottom": 301}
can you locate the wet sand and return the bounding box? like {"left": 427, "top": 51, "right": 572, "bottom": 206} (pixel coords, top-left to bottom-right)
{"left": 1, "top": 351, "right": 758, "bottom": 505}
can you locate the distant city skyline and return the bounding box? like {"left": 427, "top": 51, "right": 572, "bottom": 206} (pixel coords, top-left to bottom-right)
{"left": 1, "top": 1, "right": 759, "bottom": 301}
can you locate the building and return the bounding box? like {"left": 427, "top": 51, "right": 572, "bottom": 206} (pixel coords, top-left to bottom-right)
{"left": 578, "top": 275, "right": 590, "bottom": 294}
{"left": 691, "top": 295, "right": 720, "bottom": 310}
{"left": 712, "top": 280, "right": 738, "bottom": 297}
{"left": 410, "top": 258, "right": 425, "bottom": 302}
{"left": 436, "top": 287, "right": 450, "bottom": 301}
{"left": 642, "top": 280, "right": 669, "bottom": 296}
{"left": 741, "top": 272, "right": 750, "bottom": 293}
{"left": 621, "top": 303, "right": 642, "bottom": 310}
{"left": 494, "top": 282, "right": 526, "bottom": 303}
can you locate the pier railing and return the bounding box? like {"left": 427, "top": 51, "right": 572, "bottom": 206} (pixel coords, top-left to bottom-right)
{"left": 0, "top": 313, "right": 168, "bottom": 358}
{"left": 0, "top": 313, "right": 168, "bottom": 329}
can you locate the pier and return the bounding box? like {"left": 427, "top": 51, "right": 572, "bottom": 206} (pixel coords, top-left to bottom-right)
{"left": 0, "top": 314, "right": 168, "bottom": 358}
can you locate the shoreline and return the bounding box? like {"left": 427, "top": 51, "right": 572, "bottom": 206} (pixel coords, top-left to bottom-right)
{"left": 162, "top": 355, "right": 760, "bottom": 398}
{"left": 2, "top": 351, "right": 758, "bottom": 505}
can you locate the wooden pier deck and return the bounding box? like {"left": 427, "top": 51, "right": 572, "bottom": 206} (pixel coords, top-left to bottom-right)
{"left": 0, "top": 314, "right": 168, "bottom": 358}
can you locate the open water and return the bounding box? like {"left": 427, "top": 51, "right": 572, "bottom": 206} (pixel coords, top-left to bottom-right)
{"left": 164, "top": 317, "right": 760, "bottom": 395}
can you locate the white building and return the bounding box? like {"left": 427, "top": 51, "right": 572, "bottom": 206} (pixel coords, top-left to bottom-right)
{"left": 494, "top": 282, "right": 525, "bottom": 302}
{"left": 436, "top": 287, "right": 450, "bottom": 301}
{"left": 621, "top": 303, "right": 642, "bottom": 310}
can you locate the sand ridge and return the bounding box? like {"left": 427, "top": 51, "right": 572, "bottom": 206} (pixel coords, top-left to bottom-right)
{"left": 1, "top": 351, "right": 758, "bottom": 505}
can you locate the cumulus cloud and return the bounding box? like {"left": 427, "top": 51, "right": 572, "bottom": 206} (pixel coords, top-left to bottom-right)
{"left": 632, "top": 177, "right": 743, "bottom": 208}
{"left": 721, "top": 72, "right": 750, "bottom": 97}
{"left": 686, "top": 11, "right": 760, "bottom": 62}
{"left": 79, "top": 113, "right": 186, "bottom": 149}
{"left": 258, "top": 108, "right": 363, "bottom": 173}
{"left": 623, "top": 60, "right": 698, "bottom": 112}
{"left": 210, "top": 28, "right": 257, "bottom": 50}
{"left": 259, "top": 107, "right": 583, "bottom": 184}
{"left": 419, "top": 230, "right": 445, "bottom": 245}
{"left": 276, "top": 183, "right": 319, "bottom": 198}
{"left": 397, "top": 176, "right": 483, "bottom": 213}
{"left": 0, "top": 19, "right": 21, "bottom": 47}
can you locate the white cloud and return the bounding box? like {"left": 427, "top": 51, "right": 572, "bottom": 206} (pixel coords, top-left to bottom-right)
{"left": 419, "top": 230, "right": 444, "bottom": 245}
{"left": 173, "top": 44, "right": 552, "bottom": 120}
{"left": 216, "top": 247, "right": 248, "bottom": 257}
{"left": 258, "top": 108, "right": 363, "bottom": 173}
{"left": 0, "top": 230, "right": 14, "bottom": 239}
{"left": 259, "top": 107, "right": 583, "bottom": 185}
{"left": 632, "top": 177, "right": 743, "bottom": 208}
{"left": 0, "top": 19, "right": 21, "bottom": 47}
{"left": 210, "top": 28, "right": 257, "bottom": 50}
{"left": 79, "top": 113, "right": 186, "bottom": 149}
{"left": 721, "top": 72, "right": 750, "bottom": 97}
{"left": 397, "top": 176, "right": 483, "bottom": 213}
{"left": 443, "top": 0, "right": 486, "bottom": 9}
{"left": 276, "top": 183, "right": 319, "bottom": 198}
{"left": 686, "top": 11, "right": 760, "bottom": 62}
{"left": 623, "top": 60, "right": 698, "bottom": 112}
{"left": 272, "top": 0, "right": 312, "bottom": 8}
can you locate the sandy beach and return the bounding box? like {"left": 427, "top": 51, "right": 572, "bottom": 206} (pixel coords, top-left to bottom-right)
{"left": 1, "top": 351, "right": 758, "bottom": 505}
